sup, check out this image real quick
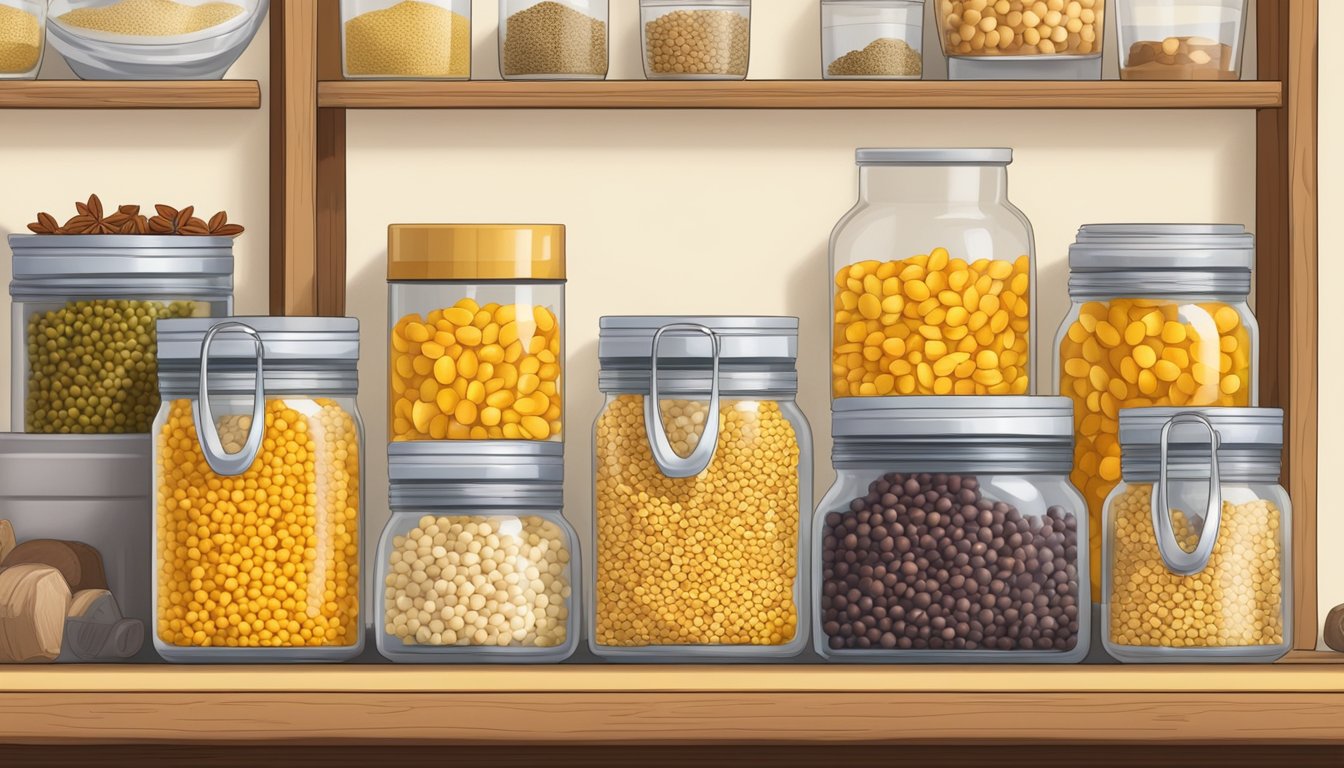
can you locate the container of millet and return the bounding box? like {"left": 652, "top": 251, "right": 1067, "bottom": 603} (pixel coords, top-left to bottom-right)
{"left": 937, "top": 0, "right": 1106, "bottom": 80}
{"left": 822, "top": 0, "right": 923, "bottom": 80}
{"left": 341, "top": 0, "right": 471, "bottom": 79}
{"left": 815, "top": 397, "right": 1089, "bottom": 661}
{"left": 500, "top": 0, "right": 608, "bottom": 80}
{"left": 1117, "top": 0, "right": 1248, "bottom": 81}
{"left": 0, "top": 0, "right": 45, "bottom": 80}
{"left": 640, "top": 0, "right": 750, "bottom": 80}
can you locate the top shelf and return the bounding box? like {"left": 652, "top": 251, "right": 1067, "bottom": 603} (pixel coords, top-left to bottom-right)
{"left": 0, "top": 80, "right": 262, "bottom": 109}
{"left": 318, "top": 79, "right": 1283, "bottom": 110}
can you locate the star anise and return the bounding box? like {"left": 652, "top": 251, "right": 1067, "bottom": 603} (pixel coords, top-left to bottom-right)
{"left": 26, "top": 212, "right": 61, "bottom": 234}
{"left": 62, "top": 194, "right": 119, "bottom": 235}
{"left": 205, "top": 211, "right": 245, "bottom": 237}
{"left": 148, "top": 204, "right": 183, "bottom": 234}
{"left": 28, "top": 196, "right": 244, "bottom": 237}
{"left": 106, "top": 205, "right": 149, "bottom": 235}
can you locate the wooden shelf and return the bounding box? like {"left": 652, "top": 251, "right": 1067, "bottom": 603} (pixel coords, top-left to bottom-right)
{"left": 317, "top": 79, "right": 1284, "bottom": 110}
{"left": 0, "top": 80, "right": 262, "bottom": 109}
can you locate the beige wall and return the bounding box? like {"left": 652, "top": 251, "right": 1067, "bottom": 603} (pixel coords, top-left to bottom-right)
{"left": 1315, "top": 0, "right": 1339, "bottom": 648}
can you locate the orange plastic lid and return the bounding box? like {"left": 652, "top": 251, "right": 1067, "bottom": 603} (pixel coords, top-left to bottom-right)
{"left": 387, "top": 224, "right": 566, "bottom": 281}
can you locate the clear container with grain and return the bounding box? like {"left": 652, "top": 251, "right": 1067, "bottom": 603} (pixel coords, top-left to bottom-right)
{"left": 152, "top": 318, "right": 364, "bottom": 662}
{"left": 592, "top": 317, "right": 812, "bottom": 661}
{"left": 830, "top": 149, "right": 1035, "bottom": 400}
{"left": 1117, "top": 0, "right": 1247, "bottom": 81}
{"left": 500, "top": 0, "right": 608, "bottom": 80}
{"left": 8, "top": 234, "right": 233, "bottom": 434}
{"left": 376, "top": 442, "right": 578, "bottom": 663}
{"left": 341, "top": 0, "right": 471, "bottom": 79}
{"left": 1054, "top": 224, "right": 1258, "bottom": 601}
{"left": 937, "top": 0, "right": 1106, "bottom": 80}
{"left": 0, "top": 0, "right": 45, "bottom": 80}
{"left": 1103, "top": 408, "right": 1291, "bottom": 662}
{"left": 815, "top": 398, "right": 1089, "bottom": 662}
{"left": 388, "top": 224, "right": 565, "bottom": 442}
{"left": 822, "top": 0, "right": 923, "bottom": 80}
{"left": 640, "top": 0, "right": 750, "bottom": 80}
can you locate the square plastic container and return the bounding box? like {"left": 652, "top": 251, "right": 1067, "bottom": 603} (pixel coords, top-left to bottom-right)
{"left": 1117, "top": 0, "right": 1248, "bottom": 80}
{"left": 341, "top": 0, "right": 471, "bottom": 80}
{"left": 500, "top": 0, "right": 609, "bottom": 80}
{"left": 0, "top": 0, "right": 45, "bottom": 80}
{"left": 640, "top": 0, "right": 750, "bottom": 80}
{"left": 821, "top": 0, "right": 923, "bottom": 80}
{"left": 937, "top": 0, "right": 1106, "bottom": 80}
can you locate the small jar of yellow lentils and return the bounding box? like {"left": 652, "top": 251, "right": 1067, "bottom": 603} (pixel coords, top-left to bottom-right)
{"left": 830, "top": 149, "right": 1035, "bottom": 399}
{"left": 592, "top": 317, "right": 812, "bottom": 660}
{"left": 388, "top": 224, "right": 565, "bottom": 442}
{"left": 0, "top": 0, "right": 45, "bottom": 80}
{"left": 1103, "top": 408, "right": 1290, "bottom": 662}
{"left": 341, "top": 0, "right": 472, "bottom": 79}
{"left": 1055, "top": 224, "right": 1258, "bottom": 601}
{"left": 152, "top": 317, "right": 363, "bottom": 662}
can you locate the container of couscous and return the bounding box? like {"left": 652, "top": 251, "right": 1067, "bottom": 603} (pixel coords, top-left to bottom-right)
{"left": 342, "top": 0, "right": 472, "bottom": 79}
{"left": 0, "top": 0, "right": 45, "bottom": 80}
{"left": 500, "top": 0, "right": 609, "bottom": 80}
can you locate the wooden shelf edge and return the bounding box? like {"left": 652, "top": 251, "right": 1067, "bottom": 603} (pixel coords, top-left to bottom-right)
{"left": 0, "top": 80, "right": 262, "bottom": 109}
{"left": 317, "top": 79, "right": 1284, "bottom": 110}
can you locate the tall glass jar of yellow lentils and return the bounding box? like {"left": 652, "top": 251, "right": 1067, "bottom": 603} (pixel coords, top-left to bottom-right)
{"left": 152, "top": 318, "right": 364, "bottom": 662}
{"left": 1055, "top": 224, "right": 1257, "bottom": 600}
{"left": 830, "top": 148, "right": 1035, "bottom": 399}
{"left": 592, "top": 317, "right": 812, "bottom": 660}
{"left": 388, "top": 224, "right": 564, "bottom": 442}
{"left": 1103, "top": 408, "right": 1290, "bottom": 662}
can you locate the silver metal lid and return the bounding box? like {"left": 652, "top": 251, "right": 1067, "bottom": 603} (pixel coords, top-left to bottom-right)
{"left": 1119, "top": 407, "right": 1283, "bottom": 482}
{"left": 388, "top": 441, "right": 563, "bottom": 509}
{"left": 157, "top": 317, "right": 360, "bottom": 398}
{"left": 0, "top": 435, "right": 150, "bottom": 499}
{"left": 599, "top": 316, "right": 797, "bottom": 366}
{"left": 856, "top": 148, "right": 1013, "bottom": 166}
{"left": 9, "top": 234, "right": 234, "bottom": 299}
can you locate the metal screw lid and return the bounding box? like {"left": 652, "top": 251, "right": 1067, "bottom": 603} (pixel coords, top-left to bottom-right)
{"left": 856, "top": 148, "right": 1013, "bottom": 166}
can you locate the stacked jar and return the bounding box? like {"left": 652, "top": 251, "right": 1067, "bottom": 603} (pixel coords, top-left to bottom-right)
{"left": 152, "top": 318, "right": 364, "bottom": 662}
{"left": 1054, "top": 224, "right": 1257, "bottom": 600}
{"left": 591, "top": 317, "right": 812, "bottom": 659}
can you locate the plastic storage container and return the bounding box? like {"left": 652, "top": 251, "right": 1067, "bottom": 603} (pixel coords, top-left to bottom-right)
{"left": 388, "top": 224, "right": 565, "bottom": 442}
{"left": 152, "top": 317, "right": 364, "bottom": 662}
{"left": 341, "top": 0, "right": 471, "bottom": 79}
{"left": 376, "top": 442, "right": 578, "bottom": 663}
{"left": 591, "top": 317, "right": 812, "bottom": 660}
{"left": 1103, "top": 408, "right": 1291, "bottom": 662}
{"left": 500, "top": 0, "right": 608, "bottom": 80}
{"left": 0, "top": 0, "right": 45, "bottom": 80}
{"left": 830, "top": 148, "right": 1035, "bottom": 399}
{"left": 821, "top": 0, "right": 923, "bottom": 80}
{"left": 1118, "top": 0, "right": 1248, "bottom": 80}
{"left": 815, "top": 398, "right": 1089, "bottom": 662}
{"left": 937, "top": 0, "right": 1106, "bottom": 80}
{"left": 8, "top": 234, "right": 233, "bottom": 435}
{"left": 1054, "top": 224, "right": 1257, "bottom": 600}
{"left": 640, "top": 0, "right": 750, "bottom": 80}
{"left": 47, "top": 0, "right": 268, "bottom": 80}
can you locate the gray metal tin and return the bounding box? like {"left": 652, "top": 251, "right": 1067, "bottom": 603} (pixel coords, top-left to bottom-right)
{"left": 157, "top": 317, "right": 359, "bottom": 396}
{"left": 855, "top": 148, "right": 1012, "bottom": 166}
{"left": 599, "top": 316, "right": 799, "bottom": 397}
{"left": 8, "top": 234, "right": 233, "bottom": 300}
{"left": 947, "top": 54, "right": 1101, "bottom": 81}
{"left": 1067, "top": 224, "right": 1254, "bottom": 298}
{"left": 1119, "top": 407, "right": 1283, "bottom": 482}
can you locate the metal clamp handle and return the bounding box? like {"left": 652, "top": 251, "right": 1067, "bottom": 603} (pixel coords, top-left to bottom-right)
{"left": 643, "top": 323, "right": 721, "bottom": 478}
{"left": 1152, "top": 412, "right": 1222, "bottom": 576}
{"left": 194, "top": 322, "right": 266, "bottom": 477}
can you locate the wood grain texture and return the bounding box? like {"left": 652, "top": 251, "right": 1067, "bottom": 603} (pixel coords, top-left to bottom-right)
{"left": 0, "top": 81, "right": 260, "bottom": 109}
{"left": 269, "top": 0, "right": 319, "bottom": 316}
{"left": 316, "top": 80, "right": 1283, "bottom": 110}
{"left": 314, "top": 0, "right": 347, "bottom": 317}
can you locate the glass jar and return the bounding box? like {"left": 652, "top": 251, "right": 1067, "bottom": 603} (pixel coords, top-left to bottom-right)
{"left": 1103, "top": 408, "right": 1291, "bottom": 662}
{"left": 388, "top": 224, "right": 565, "bottom": 442}
{"left": 1054, "top": 224, "right": 1257, "bottom": 600}
{"left": 830, "top": 149, "right": 1035, "bottom": 400}
{"left": 1118, "top": 0, "right": 1248, "bottom": 81}
{"left": 152, "top": 317, "right": 364, "bottom": 662}
{"left": 341, "top": 0, "right": 471, "bottom": 80}
{"left": 8, "top": 234, "right": 233, "bottom": 434}
{"left": 591, "top": 317, "right": 812, "bottom": 660}
{"left": 0, "top": 0, "right": 45, "bottom": 80}
{"left": 376, "top": 442, "right": 578, "bottom": 663}
{"left": 500, "top": 0, "right": 608, "bottom": 80}
{"left": 822, "top": 0, "right": 923, "bottom": 80}
{"left": 937, "top": 0, "right": 1105, "bottom": 79}
{"left": 640, "top": 0, "right": 750, "bottom": 80}
{"left": 815, "top": 397, "right": 1089, "bottom": 662}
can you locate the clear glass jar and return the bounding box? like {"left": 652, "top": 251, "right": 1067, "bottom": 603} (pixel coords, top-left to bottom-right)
{"left": 815, "top": 397, "right": 1089, "bottom": 662}
{"left": 1103, "top": 408, "right": 1291, "bottom": 662}
{"left": 341, "top": 0, "right": 471, "bottom": 79}
{"left": 822, "top": 0, "right": 923, "bottom": 80}
{"left": 8, "top": 234, "right": 233, "bottom": 434}
{"left": 152, "top": 318, "right": 364, "bottom": 662}
{"left": 591, "top": 317, "right": 812, "bottom": 660}
{"left": 0, "top": 0, "right": 45, "bottom": 79}
{"left": 937, "top": 0, "right": 1105, "bottom": 80}
{"left": 1054, "top": 224, "right": 1257, "bottom": 601}
{"left": 640, "top": 0, "right": 750, "bottom": 80}
{"left": 376, "top": 442, "right": 578, "bottom": 663}
{"left": 830, "top": 149, "right": 1035, "bottom": 400}
{"left": 388, "top": 224, "right": 565, "bottom": 442}
{"left": 500, "top": 0, "right": 608, "bottom": 80}
{"left": 1118, "top": 0, "right": 1248, "bottom": 81}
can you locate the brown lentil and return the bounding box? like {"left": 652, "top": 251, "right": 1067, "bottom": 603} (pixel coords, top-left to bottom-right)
{"left": 0, "top": 4, "right": 40, "bottom": 74}
{"left": 58, "top": 0, "right": 244, "bottom": 36}
{"left": 644, "top": 9, "right": 749, "bottom": 77}
{"left": 827, "top": 38, "right": 922, "bottom": 78}
{"left": 344, "top": 0, "right": 470, "bottom": 78}
{"left": 503, "top": 1, "right": 607, "bottom": 77}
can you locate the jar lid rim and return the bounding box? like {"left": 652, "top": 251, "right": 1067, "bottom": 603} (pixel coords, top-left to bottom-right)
{"left": 856, "top": 148, "right": 1012, "bottom": 166}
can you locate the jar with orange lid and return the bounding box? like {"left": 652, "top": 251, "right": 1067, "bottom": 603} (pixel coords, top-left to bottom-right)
{"left": 388, "top": 224, "right": 566, "bottom": 442}
{"left": 1054, "top": 224, "right": 1258, "bottom": 600}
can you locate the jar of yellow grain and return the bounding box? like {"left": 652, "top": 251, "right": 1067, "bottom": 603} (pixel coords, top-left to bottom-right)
{"left": 388, "top": 224, "right": 565, "bottom": 442}
{"left": 830, "top": 148, "right": 1035, "bottom": 399}
{"left": 640, "top": 0, "right": 751, "bottom": 80}
{"left": 592, "top": 317, "right": 812, "bottom": 660}
{"left": 937, "top": 0, "right": 1106, "bottom": 80}
{"left": 0, "top": 0, "right": 45, "bottom": 80}
{"left": 1103, "top": 408, "right": 1290, "bottom": 662}
{"left": 1055, "top": 224, "right": 1257, "bottom": 601}
{"left": 341, "top": 0, "right": 471, "bottom": 79}
{"left": 152, "top": 317, "right": 364, "bottom": 662}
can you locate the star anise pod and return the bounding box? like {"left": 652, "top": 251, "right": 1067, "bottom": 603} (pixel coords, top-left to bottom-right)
{"left": 27, "top": 212, "right": 61, "bottom": 234}
{"left": 106, "top": 205, "right": 149, "bottom": 235}
{"left": 149, "top": 204, "right": 181, "bottom": 234}
{"left": 62, "top": 194, "right": 119, "bottom": 234}
{"left": 205, "top": 211, "right": 245, "bottom": 237}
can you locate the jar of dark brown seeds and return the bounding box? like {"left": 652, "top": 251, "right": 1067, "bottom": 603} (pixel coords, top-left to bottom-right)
{"left": 814, "top": 397, "right": 1090, "bottom": 662}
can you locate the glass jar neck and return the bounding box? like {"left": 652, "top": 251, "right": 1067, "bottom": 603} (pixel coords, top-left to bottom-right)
{"left": 859, "top": 164, "right": 1009, "bottom": 205}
